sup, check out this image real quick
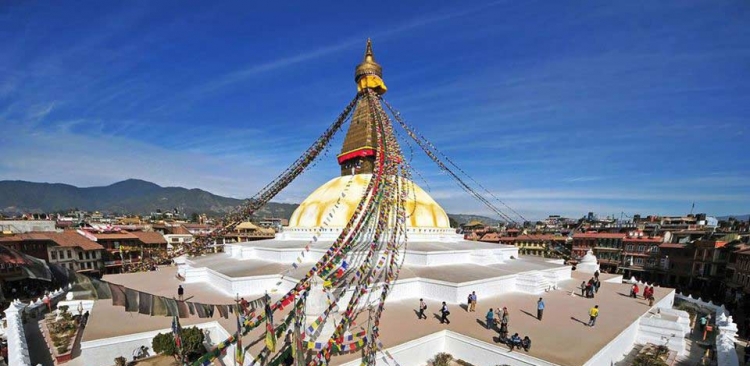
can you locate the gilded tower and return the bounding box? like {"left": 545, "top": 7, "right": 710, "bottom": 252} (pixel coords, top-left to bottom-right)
{"left": 337, "top": 39, "right": 388, "bottom": 176}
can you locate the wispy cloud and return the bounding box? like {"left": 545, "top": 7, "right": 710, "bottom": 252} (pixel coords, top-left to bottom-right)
{"left": 563, "top": 176, "right": 607, "bottom": 183}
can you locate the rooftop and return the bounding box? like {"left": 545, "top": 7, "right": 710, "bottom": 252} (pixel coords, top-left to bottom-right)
{"left": 129, "top": 231, "right": 167, "bottom": 245}
{"left": 80, "top": 267, "right": 674, "bottom": 366}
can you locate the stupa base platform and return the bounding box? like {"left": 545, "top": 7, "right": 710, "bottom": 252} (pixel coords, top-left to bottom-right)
{"left": 183, "top": 238, "right": 571, "bottom": 304}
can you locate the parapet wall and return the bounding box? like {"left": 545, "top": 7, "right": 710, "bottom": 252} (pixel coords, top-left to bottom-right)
{"left": 674, "top": 293, "right": 739, "bottom": 366}
{"left": 1, "top": 287, "right": 68, "bottom": 366}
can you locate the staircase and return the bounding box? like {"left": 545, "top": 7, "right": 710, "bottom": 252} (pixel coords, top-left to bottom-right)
{"left": 516, "top": 271, "right": 553, "bottom": 294}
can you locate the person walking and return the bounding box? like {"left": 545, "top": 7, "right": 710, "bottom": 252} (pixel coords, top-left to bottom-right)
{"left": 469, "top": 291, "right": 477, "bottom": 312}
{"left": 501, "top": 307, "right": 509, "bottom": 328}
{"left": 581, "top": 281, "right": 586, "bottom": 297}
{"left": 699, "top": 314, "right": 708, "bottom": 333}
{"left": 440, "top": 302, "right": 451, "bottom": 324}
{"left": 178, "top": 285, "right": 184, "bottom": 301}
{"left": 537, "top": 298, "right": 545, "bottom": 321}
{"left": 588, "top": 305, "right": 599, "bottom": 327}
{"left": 485, "top": 308, "right": 495, "bottom": 329}
{"left": 418, "top": 298, "right": 427, "bottom": 320}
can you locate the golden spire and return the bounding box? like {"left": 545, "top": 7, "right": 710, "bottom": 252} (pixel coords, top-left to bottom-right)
{"left": 355, "top": 39, "right": 386, "bottom": 94}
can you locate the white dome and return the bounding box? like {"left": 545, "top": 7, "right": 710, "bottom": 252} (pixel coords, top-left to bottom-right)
{"left": 288, "top": 174, "right": 450, "bottom": 229}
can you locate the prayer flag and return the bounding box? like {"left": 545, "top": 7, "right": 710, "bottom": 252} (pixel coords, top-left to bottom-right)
{"left": 264, "top": 299, "right": 276, "bottom": 352}
{"left": 172, "top": 316, "right": 183, "bottom": 350}
{"left": 235, "top": 306, "right": 245, "bottom": 365}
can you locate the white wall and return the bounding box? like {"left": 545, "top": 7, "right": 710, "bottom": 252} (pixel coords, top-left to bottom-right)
{"left": 79, "top": 321, "right": 233, "bottom": 366}
{"left": 338, "top": 330, "right": 557, "bottom": 366}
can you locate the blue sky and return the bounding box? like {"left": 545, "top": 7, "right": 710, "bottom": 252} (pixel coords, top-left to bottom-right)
{"left": 1, "top": 1, "right": 748, "bottom": 220}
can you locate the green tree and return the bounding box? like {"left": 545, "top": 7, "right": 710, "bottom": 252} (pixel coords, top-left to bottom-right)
{"left": 152, "top": 327, "right": 205, "bottom": 360}
{"left": 191, "top": 212, "right": 200, "bottom": 223}
{"left": 152, "top": 332, "right": 177, "bottom": 356}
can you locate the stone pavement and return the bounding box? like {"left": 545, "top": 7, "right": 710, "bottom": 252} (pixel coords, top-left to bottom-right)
{"left": 76, "top": 266, "right": 673, "bottom": 366}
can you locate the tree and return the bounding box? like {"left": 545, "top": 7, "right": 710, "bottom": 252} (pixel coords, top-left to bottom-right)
{"left": 152, "top": 327, "right": 205, "bottom": 361}
{"left": 152, "top": 332, "right": 177, "bottom": 356}
{"left": 191, "top": 212, "right": 200, "bottom": 223}
{"left": 449, "top": 217, "right": 459, "bottom": 228}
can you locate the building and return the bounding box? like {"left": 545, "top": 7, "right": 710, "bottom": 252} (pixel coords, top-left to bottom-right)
{"left": 619, "top": 231, "right": 664, "bottom": 281}
{"left": 731, "top": 249, "right": 750, "bottom": 294}
{"left": 691, "top": 239, "right": 729, "bottom": 292}
{"left": 0, "top": 231, "right": 105, "bottom": 273}
{"left": 571, "top": 232, "right": 626, "bottom": 272}
{"left": 0, "top": 220, "right": 57, "bottom": 234}
{"left": 222, "top": 222, "right": 275, "bottom": 243}
{"left": 160, "top": 225, "right": 194, "bottom": 253}
{"left": 258, "top": 217, "right": 289, "bottom": 232}
{"left": 659, "top": 242, "right": 694, "bottom": 288}
{"left": 88, "top": 230, "right": 168, "bottom": 273}
{"left": 491, "top": 234, "right": 567, "bottom": 257}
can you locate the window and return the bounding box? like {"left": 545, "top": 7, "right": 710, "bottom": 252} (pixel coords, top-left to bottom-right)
{"left": 85, "top": 252, "right": 90, "bottom": 259}
{"left": 635, "top": 258, "right": 644, "bottom": 265}
{"left": 638, "top": 245, "right": 645, "bottom": 252}
{"left": 79, "top": 252, "right": 83, "bottom": 260}
{"left": 67, "top": 250, "right": 72, "bottom": 259}
{"left": 51, "top": 251, "right": 57, "bottom": 260}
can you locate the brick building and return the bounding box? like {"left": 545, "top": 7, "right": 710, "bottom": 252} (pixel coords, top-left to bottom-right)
{"left": 619, "top": 232, "right": 664, "bottom": 282}
{"left": 572, "top": 232, "right": 626, "bottom": 272}
{"left": 0, "top": 231, "right": 105, "bottom": 274}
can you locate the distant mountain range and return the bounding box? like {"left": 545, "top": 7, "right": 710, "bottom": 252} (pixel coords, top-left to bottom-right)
{"left": 0, "top": 179, "right": 296, "bottom": 218}
{"left": 0, "top": 179, "right": 498, "bottom": 226}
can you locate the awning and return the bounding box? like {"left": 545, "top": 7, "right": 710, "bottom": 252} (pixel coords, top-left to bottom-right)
{"left": 0, "top": 245, "right": 53, "bottom": 281}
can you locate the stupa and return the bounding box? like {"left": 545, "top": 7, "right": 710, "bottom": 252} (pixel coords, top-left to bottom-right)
{"left": 575, "top": 249, "right": 600, "bottom": 273}
{"left": 183, "top": 40, "right": 571, "bottom": 304}
{"left": 62, "top": 40, "right": 680, "bottom": 366}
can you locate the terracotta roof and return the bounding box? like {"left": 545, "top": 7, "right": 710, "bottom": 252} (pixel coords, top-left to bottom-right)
{"left": 129, "top": 231, "right": 167, "bottom": 245}
{"left": 45, "top": 231, "right": 104, "bottom": 251}
{"left": 0, "top": 231, "right": 103, "bottom": 251}
{"left": 0, "top": 232, "right": 50, "bottom": 242}
{"left": 0, "top": 245, "right": 31, "bottom": 265}
{"left": 573, "top": 233, "right": 626, "bottom": 239}
{"left": 169, "top": 226, "right": 192, "bottom": 235}
{"left": 91, "top": 232, "right": 138, "bottom": 240}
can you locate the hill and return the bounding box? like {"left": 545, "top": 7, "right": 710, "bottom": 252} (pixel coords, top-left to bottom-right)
{"left": 446, "top": 214, "right": 502, "bottom": 226}
{"left": 0, "top": 179, "right": 503, "bottom": 224}
{"left": 0, "top": 179, "right": 298, "bottom": 218}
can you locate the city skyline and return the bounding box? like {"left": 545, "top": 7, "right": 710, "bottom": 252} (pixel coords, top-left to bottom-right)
{"left": 1, "top": 1, "right": 748, "bottom": 219}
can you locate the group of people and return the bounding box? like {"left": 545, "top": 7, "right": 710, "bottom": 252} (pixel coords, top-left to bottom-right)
{"left": 507, "top": 333, "right": 532, "bottom": 352}
{"left": 630, "top": 284, "right": 656, "bottom": 306}
{"left": 581, "top": 277, "right": 601, "bottom": 298}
